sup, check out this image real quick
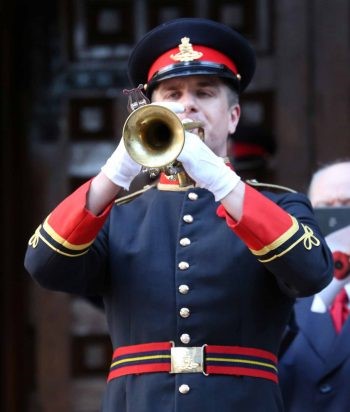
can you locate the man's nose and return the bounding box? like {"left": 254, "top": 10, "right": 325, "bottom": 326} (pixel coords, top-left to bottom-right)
{"left": 180, "top": 93, "right": 198, "bottom": 112}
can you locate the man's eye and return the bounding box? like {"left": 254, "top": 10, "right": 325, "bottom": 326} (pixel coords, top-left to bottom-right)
{"left": 164, "top": 91, "right": 180, "bottom": 99}
{"left": 197, "top": 90, "right": 213, "bottom": 97}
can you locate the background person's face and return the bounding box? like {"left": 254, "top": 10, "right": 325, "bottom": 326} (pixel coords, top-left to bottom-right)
{"left": 309, "top": 163, "right": 350, "bottom": 207}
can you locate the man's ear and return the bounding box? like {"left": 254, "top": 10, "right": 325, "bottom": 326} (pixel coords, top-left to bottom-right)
{"left": 228, "top": 104, "right": 241, "bottom": 135}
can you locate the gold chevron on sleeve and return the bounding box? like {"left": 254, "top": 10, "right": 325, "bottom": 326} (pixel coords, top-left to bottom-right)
{"left": 28, "top": 225, "right": 41, "bottom": 248}
{"left": 301, "top": 224, "right": 321, "bottom": 250}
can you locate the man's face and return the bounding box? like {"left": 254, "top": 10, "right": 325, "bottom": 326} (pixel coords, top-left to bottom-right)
{"left": 151, "top": 75, "right": 240, "bottom": 156}
{"left": 309, "top": 162, "right": 350, "bottom": 207}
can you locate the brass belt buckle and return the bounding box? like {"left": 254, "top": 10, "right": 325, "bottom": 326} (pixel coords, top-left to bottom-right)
{"left": 170, "top": 344, "right": 207, "bottom": 374}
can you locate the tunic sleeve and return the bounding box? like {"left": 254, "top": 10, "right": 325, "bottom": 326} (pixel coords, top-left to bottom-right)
{"left": 24, "top": 180, "right": 113, "bottom": 295}
{"left": 216, "top": 184, "right": 333, "bottom": 297}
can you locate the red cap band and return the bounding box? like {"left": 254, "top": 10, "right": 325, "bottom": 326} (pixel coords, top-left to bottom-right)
{"left": 148, "top": 45, "right": 238, "bottom": 81}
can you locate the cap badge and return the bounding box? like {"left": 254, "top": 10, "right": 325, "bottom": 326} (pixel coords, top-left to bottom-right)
{"left": 170, "top": 37, "right": 203, "bottom": 62}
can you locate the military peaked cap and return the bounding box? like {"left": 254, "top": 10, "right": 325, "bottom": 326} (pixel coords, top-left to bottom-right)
{"left": 128, "top": 18, "right": 256, "bottom": 95}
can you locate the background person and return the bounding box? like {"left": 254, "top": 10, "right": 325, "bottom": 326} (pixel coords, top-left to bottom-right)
{"left": 24, "top": 18, "right": 333, "bottom": 412}
{"left": 279, "top": 160, "right": 350, "bottom": 412}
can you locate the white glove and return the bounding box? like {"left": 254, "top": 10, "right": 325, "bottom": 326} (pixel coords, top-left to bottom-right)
{"left": 177, "top": 132, "right": 241, "bottom": 201}
{"left": 101, "top": 102, "right": 183, "bottom": 190}
{"left": 149, "top": 101, "right": 241, "bottom": 200}
{"left": 101, "top": 138, "right": 141, "bottom": 190}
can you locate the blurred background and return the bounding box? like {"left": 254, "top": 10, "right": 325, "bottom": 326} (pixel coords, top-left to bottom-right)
{"left": 1, "top": 1, "right": 349, "bottom": 411}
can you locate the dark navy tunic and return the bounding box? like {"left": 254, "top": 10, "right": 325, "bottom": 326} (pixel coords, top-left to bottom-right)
{"left": 25, "top": 182, "right": 333, "bottom": 412}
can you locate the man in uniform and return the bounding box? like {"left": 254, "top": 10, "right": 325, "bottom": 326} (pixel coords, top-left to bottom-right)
{"left": 25, "top": 18, "right": 333, "bottom": 412}
{"left": 279, "top": 160, "right": 350, "bottom": 412}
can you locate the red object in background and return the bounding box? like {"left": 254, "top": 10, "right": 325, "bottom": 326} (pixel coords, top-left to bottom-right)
{"left": 228, "top": 125, "right": 277, "bottom": 172}
{"left": 330, "top": 288, "right": 350, "bottom": 333}
{"left": 332, "top": 251, "right": 350, "bottom": 280}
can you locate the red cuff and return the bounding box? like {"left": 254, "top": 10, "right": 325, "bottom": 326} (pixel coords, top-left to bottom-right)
{"left": 216, "top": 184, "right": 304, "bottom": 262}
{"left": 40, "top": 180, "right": 113, "bottom": 253}
{"left": 217, "top": 184, "right": 294, "bottom": 248}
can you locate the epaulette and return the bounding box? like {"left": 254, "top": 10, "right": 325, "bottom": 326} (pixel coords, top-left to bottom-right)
{"left": 114, "top": 183, "right": 157, "bottom": 206}
{"left": 245, "top": 179, "right": 297, "bottom": 193}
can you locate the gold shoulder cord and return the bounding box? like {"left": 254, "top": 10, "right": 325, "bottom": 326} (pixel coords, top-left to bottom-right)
{"left": 114, "top": 183, "right": 157, "bottom": 206}
{"left": 245, "top": 179, "right": 297, "bottom": 193}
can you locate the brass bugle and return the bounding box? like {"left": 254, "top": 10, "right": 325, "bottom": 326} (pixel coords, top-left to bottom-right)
{"left": 122, "top": 104, "right": 203, "bottom": 184}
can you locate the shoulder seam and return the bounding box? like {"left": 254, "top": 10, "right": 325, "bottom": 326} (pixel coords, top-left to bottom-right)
{"left": 114, "top": 183, "right": 157, "bottom": 205}
{"left": 245, "top": 179, "right": 297, "bottom": 193}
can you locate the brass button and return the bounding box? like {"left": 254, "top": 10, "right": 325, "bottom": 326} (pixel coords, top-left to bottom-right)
{"left": 180, "top": 333, "right": 191, "bottom": 344}
{"left": 179, "top": 284, "right": 190, "bottom": 294}
{"left": 188, "top": 192, "right": 198, "bottom": 200}
{"left": 319, "top": 383, "right": 333, "bottom": 394}
{"left": 180, "top": 307, "right": 190, "bottom": 318}
{"left": 178, "top": 261, "right": 189, "bottom": 270}
{"left": 179, "top": 384, "right": 190, "bottom": 394}
{"left": 183, "top": 214, "right": 194, "bottom": 223}
{"left": 179, "top": 237, "right": 191, "bottom": 246}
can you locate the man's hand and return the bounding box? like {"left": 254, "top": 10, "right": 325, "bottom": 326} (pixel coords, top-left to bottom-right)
{"left": 178, "top": 132, "right": 241, "bottom": 201}
{"left": 147, "top": 100, "right": 241, "bottom": 201}
{"left": 101, "top": 138, "right": 142, "bottom": 190}
{"left": 101, "top": 102, "right": 185, "bottom": 190}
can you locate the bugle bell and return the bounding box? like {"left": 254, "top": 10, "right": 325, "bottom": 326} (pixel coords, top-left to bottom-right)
{"left": 122, "top": 104, "right": 203, "bottom": 185}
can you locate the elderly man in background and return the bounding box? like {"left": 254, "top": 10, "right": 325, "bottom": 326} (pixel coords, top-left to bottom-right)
{"left": 279, "top": 160, "right": 350, "bottom": 412}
